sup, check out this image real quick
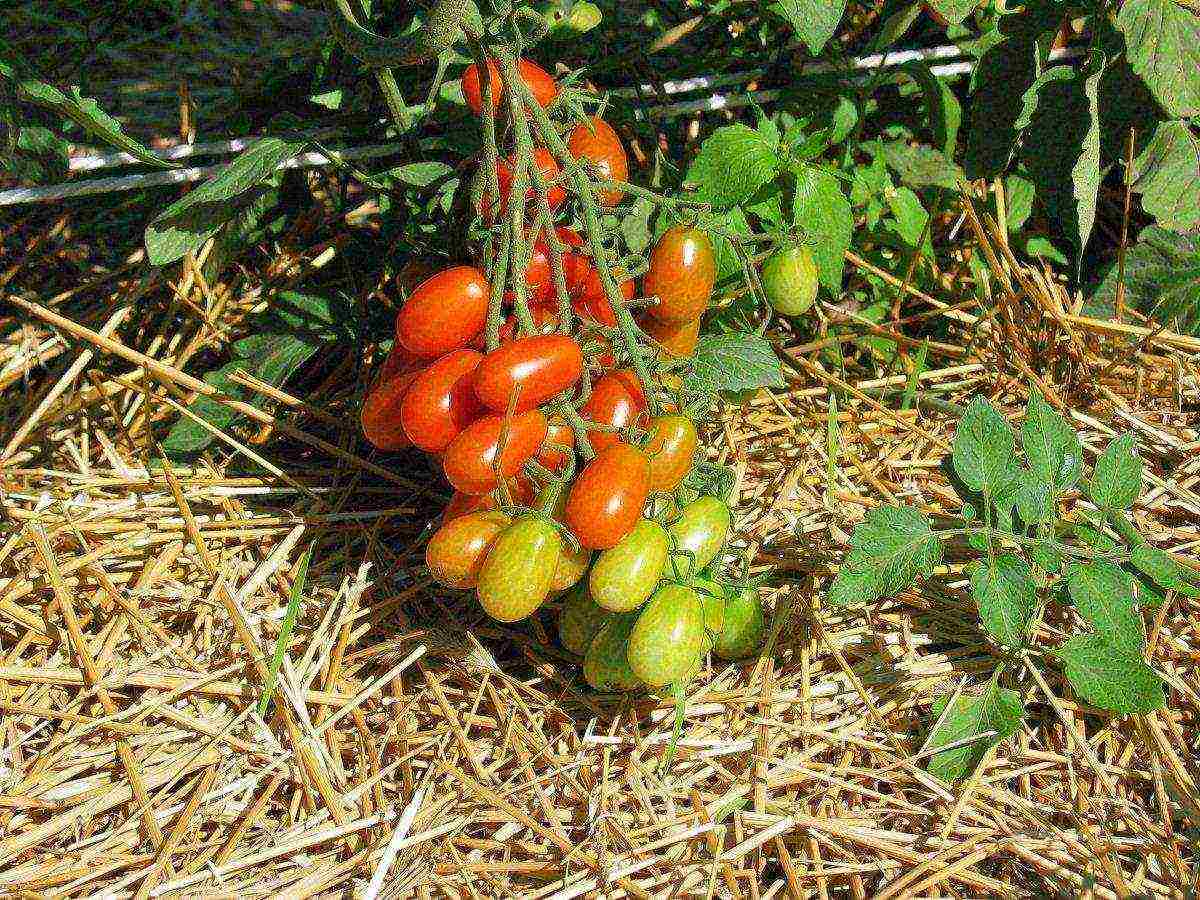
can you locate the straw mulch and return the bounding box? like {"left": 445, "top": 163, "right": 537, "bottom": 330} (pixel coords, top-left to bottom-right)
{"left": 1, "top": 198, "right": 1198, "bottom": 899}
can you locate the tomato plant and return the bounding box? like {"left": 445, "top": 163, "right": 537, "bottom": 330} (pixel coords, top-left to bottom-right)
{"left": 713, "top": 585, "right": 765, "bottom": 660}
{"left": 583, "top": 612, "right": 640, "bottom": 691}
{"left": 567, "top": 117, "right": 628, "bottom": 207}
{"left": 761, "top": 243, "right": 819, "bottom": 316}
{"left": 442, "top": 409, "right": 548, "bottom": 495}
{"left": 360, "top": 369, "right": 420, "bottom": 451}
{"left": 644, "top": 415, "right": 697, "bottom": 492}
{"left": 461, "top": 58, "right": 557, "bottom": 115}
{"left": 668, "top": 496, "right": 731, "bottom": 577}
{"left": 639, "top": 315, "right": 700, "bottom": 358}
{"left": 579, "top": 369, "right": 647, "bottom": 451}
{"left": 559, "top": 584, "right": 612, "bottom": 656}
{"left": 564, "top": 442, "right": 651, "bottom": 549}
{"left": 642, "top": 226, "right": 716, "bottom": 324}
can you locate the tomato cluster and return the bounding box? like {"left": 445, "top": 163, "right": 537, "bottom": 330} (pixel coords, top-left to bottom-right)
{"left": 361, "top": 57, "right": 764, "bottom": 688}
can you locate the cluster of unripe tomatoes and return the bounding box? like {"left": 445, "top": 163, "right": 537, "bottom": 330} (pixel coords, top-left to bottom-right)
{"left": 360, "top": 57, "right": 764, "bottom": 690}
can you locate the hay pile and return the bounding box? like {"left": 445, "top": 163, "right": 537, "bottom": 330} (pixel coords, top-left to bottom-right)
{"left": 1, "top": 199, "right": 1197, "bottom": 898}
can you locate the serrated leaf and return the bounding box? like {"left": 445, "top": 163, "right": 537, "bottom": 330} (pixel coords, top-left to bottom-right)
{"left": 1087, "top": 227, "right": 1200, "bottom": 334}
{"left": 828, "top": 506, "right": 943, "bottom": 606}
{"left": 1056, "top": 633, "right": 1165, "bottom": 715}
{"left": 927, "top": 678, "right": 1023, "bottom": 782}
{"left": 684, "top": 332, "right": 786, "bottom": 396}
{"left": 970, "top": 554, "right": 1037, "bottom": 648}
{"left": 791, "top": 165, "right": 851, "bottom": 292}
{"left": 877, "top": 142, "right": 963, "bottom": 191}
{"left": 925, "top": 0, "right": 978, "bottom": 26}
{"left": 1067, "top": 560, "right": 1144, "bottom": 652}
{"left": 1088, "top": 433, "right": 1142, "bottom": 511}
{"left": 1130, "top": 545, "right": 1200, "bottom": 599}
{"left": 952, "top": 396, "right": 1016, "bottom": 497}
{"left": 1022, "top": 390, "right": 1083, "bottom": 492}
{"left": 685, "top": 125, "right": 779, "bottom": 209}
{"left": 770, "top": 0, "right": 848, "bottom": 55}
{"left": 1116, "top": 0, "right": 1200, "bottom": 119}
{"left": 1130, "top": 120, "right": 1200, "bottom": 234}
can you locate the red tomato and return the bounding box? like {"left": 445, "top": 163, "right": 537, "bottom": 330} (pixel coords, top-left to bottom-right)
{"left": 426, "top": 510, "right": 511, "bottom": 589}
{"left": 443, "top": 409, "right": 548, "bottom": 494}
{"left": 493, "top": 148, "right": 566, "bottom": 217}
{"left": 399, "top": 350, "right": 485, "bottom": 452}
{"left": 576, "top": 267, "right": 635, "bottom": 327}
{"left": 567, "top": 117, "right": 628, "bottom": 206}
{"left": 443, "top": 490, "right": 494, "bottom": 523}
{"left": 396, "top": 266, "right": 490, "bottom": 357}
{"left": 461, "top": 58, "right": 558, "bottom": 115}
{"left": 537, "top": 418, "right": 575, "bottom": 473}
{"left": 372, "top": 343, "right": 423, "bottom": 391}
{"left": 643, "top": 226, "right": 716, "bottom": 324}
{"left": 473, "top": 334, "right": 583, "bottom": 412}
{"left": 547, "top": 226, "right": 589, "bottom": 295}
{"left": 565, "top": 442, "right": 651, "bottom": 549}
{"left": 580, "top": 369, "right": 647, "bottom": 451}
{"left": 361, "top": 370, "right": 420, "bottom": 450}
{"left": 498, "top": 302, "right": 560, "bottom": 343}
{"left": 644, "top": 414, "right": 697, "bottom": 492}
{"left": 639, "top": 313, "right": 701, "bottom": 357}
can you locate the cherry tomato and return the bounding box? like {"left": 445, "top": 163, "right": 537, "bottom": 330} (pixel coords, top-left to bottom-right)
{"left": 761, "top": 243, "right": 818, "bottom": 316}
{"left": 644, "top": 415, "right": 697, "bottom": 492}
{"left": 372, "top": 343, "right": 423, "bottom": 391}
{"left": 627, "top": 584, "right": 704, "bottom": 686}
{"left": 361, "top": 369, "right": 420, "bottom": 450}
{"left": 692, "top": 577, "right": 727, "bottom": 653}
{"left": 713, "top": 585, "right": 765, "bottom": 660}
{"left": 583, "top": 612, "right": 641, "bottom": 691}
{"left": 523, "top": 239, "right": 553, "bottom": 303}
{"left": 643, "top": 226, "right": 716, "bottom": 324}
{"left": 639, "top": 313, "right": 700, "bottom": 358}
{"left": 567, "top": 117, "right": 628, "bottom": 206}
{"left": 476, "top": 514, "right": 562, "bottom": 621}
{"left": 589, "top": 519, "right": 668, "bottom": 612}
{"left": 579, "top": 369, "right": 647, "bottom": 452}
{"left": 426, "top": 510, "right": 510, "bottom": 589}
{"left": 443, "top": 409, "right": 548, "bottom": 494}
{"left": 536, "top": 417, "right": 575, "bottom": 473}
{"left": 559, "top": 584, "right": 612, "bottom": 656}
{"left": 551, "top": 539, "right": 592, "bottom": 592}
{"left": 399, "top": 350, "right": 485, "bottom": 452}
{"left": 396, "top": 266, "right": 490, "bottom": 357}
{"left": 492, "top": 147, "right": 566, "bottom": 216}
{"left": 552, "top": 226, "right": 590, "bottom": 294}
{"left": 667, "top": 495, "right": 730, "bottom": 578}
{"left": 575, "top": 267, "right": 635, "bottom": 326}
{"left": 473, "top": 334, "right": 583, "bottom": 413}
{"left": 462, "top": 58, "right": 558, "bottom": 116}
{"left": 443, "top": 490, "right": 495, "bottom": 523}
{"left": 565, "top": 442, "right": 651, "bottom": 549}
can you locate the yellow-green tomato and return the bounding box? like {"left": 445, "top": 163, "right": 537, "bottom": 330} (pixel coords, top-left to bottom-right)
{"left": 558, "top": 584, "right": 611, "bottom": 656}
{"left": 589, "top": 519, "right": 669, "bottom": 612}
{"left": 551, "top": 540, "right": 592, "bottom": 592}
{"left": 476, "top": 515, "right": 562, "bottom": 622}
{"left": 668, "top": 496, "right": 731, "bottom": 578}
{"left": 714, "top": 586, "right": 765, "bottom": 660}
{"left": 627, "top": 584, "right": 704, "bottom": 686}
{"left": 692, "top": 577, "right": 727, "bottom": 652}
{"left": 583, "top": 612, "right": 641, "bottom": 691}
{"left": 762, "top": 243, "right": 818, "bottom": 316}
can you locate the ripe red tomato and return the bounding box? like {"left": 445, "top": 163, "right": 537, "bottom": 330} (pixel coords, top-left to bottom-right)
{"left": 536, "top": 417, "right": 575, "bottom": 472}
{"left": 372, "top": 343, "right": 423, "bottom": 391}
{"left": 575, "top": 267, "right": 635, "bottom": 327}
{"left": 396, "top": 266, "right": 490, "bottom": 357}
{"left": 443, "top": 409, "right": 548, "bottom": 494}
{"left": 361, "top": 369, "right": 420, "bottom": 450}
{"left": 567, "top": 117, "right": 628, "bottom": 206}
{"left": 580, "top": 369, "right": 647, "bottom": 451}
{"left": 462, "top": 58, "right": 558, "bottom": 116}
{"left": 564, "top": 442, "right": 651, "bottom": 549}
{"left": 493, "top": 147, "right": 566, "bottom": 216}
{"left": 473, "top": 334, "right": 583, "bottom": 412}
{"left": 643, "top": 226, "right": 716, "bottom": 324}
{"left": 639, "top": 313, "right": 701, "bottom": 358}
{"left": 644, "top": 415, "right": 697, "bottom": 492}
{"left": 426, "top": 510, "right": 511, "bottom": 589}
{"left": 399, "top": 350, "right": 485, "bottom": 452}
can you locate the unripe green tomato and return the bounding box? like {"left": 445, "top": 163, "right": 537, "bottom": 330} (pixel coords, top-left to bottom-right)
{"left": 476, "top": 515, "right": 562, "bottom": 622}
{"left": 627, "top": 584, "right": 704, "bottom": 686}
{"left": 558, "top": 583, "right": 611, "bottom": 655}
{"left": 583, "top": 612, "right": 641, "bottom": 691}
{"left": 692, "top": 577, "right": 728, "bottom": 652}
{"left": 667, "top": 496, "right": 731, "bottom": 579}
{"left": 761, "top": 244, "right": 818, "bottom": 316}
{"left": 589, "top": 519, "right": 669, "bottom": 612}
{"left": 714, "top": 586, "right": 765, "bottom": 660}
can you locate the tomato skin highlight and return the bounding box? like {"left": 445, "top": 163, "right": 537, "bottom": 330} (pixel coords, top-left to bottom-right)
{"left": 627, "top": 584, "right": 704, "bottom": 686}
{"left": 361, "top": 369, "right": 420, "bottom": 450}
{"left": 396, "top": 266, "right": 490, "bottom": 357}
{"left": 579, "top": 369, "right": 647, "bottom": 452}
{"left": 639, "top": 313, "right": 700, "bottom": 358}
{"left": 644, "top": 414, "right": 697, "bottom": 492}
{"left": 476, "top": 515, "right": 562, "bottom": 622}
{"left": 761, "top": 243, "right": 818, "bottom": 316}
{"left": 643, "top": 226, "right": 716, "bottom": 324}
{"left": 583, "top": 612, "right": 641, "bottom": 691}
{"left": 473, "top": 334, "right": 583, "bottom": 413}
{"left": 589, "top": 519, "right": 668, "bottom": 612}
{"left": 559, "top": 584, "right": 612, "bottom": 655}
{"left": 462, "top": 58, "right": 557, "bottom": 115}
{"left": 426, "top": 510, "right": 511, "bottom": 589}
{"left": 668, "top": 495, "right": 731, "bottom": 577}
{"left": 567, "top": 117, "right": 628, "bottom": 206}
{"left": 565, "top": 442, "right": 651, "bottom": 549}
{"left": 713, "top": 585, "right": 765, "bottom": 660}
{"left": 399, "top": 350, "right": 485, "bottom": 452}
{"left": 442, "top": 409, "right": 548, "bottom": 495}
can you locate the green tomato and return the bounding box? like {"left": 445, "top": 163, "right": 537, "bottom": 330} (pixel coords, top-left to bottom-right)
{"left": 589, "top": 519, "right": 669, "bottom": 612}
{"left": 692, "top": 577, "right": 727, "bottom": 652}
{"left": 558, "top": 583, "right": 612, "bottom": 656}
{"left": 476, "top": 515, "right": 561, "bottom": 622}
{"left": 713, "top": 586, "right": 765, "bottom": 660}
{"left": 583, "top": 612, "right": 641, "bottom": 691}
{"left": 667, "top": 496, "right": 730, "bottom": 579}
{"left": 627, "top": 584, "right": 704, "bottom": 686}
{"left": 762, "top": 243, "right": 818, "bottom": 316}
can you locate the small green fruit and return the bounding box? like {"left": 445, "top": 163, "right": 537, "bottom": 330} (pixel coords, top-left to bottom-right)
{"left": 559, "top": 584, "right": 611, "bottom": 656}
{"left": 583, "top": 613, "right": 641, "bottom": 691}
{"left": 714, "top": 586, "right": 765, "bottom": 660}
{"left": 667, "top": 496, "right": 730, "bottom": 579}
{"left": 590, "top": 519, "right": 669, "bottom": 612}
{"left": 762, "top": 244, "right": 818, "bottom": 316}
{"left": 627, "top": 584, "right": 704, "bottom": 686}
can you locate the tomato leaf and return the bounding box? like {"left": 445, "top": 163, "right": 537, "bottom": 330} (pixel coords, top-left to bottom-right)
{"left": 952, "top": 396, "right": 1016, "bottom": 498}
{"left": 685, "top": 332, "right": 786, "bottom": 396}
{"left": 828, "top": 505, "right": 943, "bottom": 606}
{"left": 926, "top": 675, "right": 1022, "bottom": 783}
{"left": 1115, "top": 0, "right": 1200, "bottom": 119}
{"left": 970, "top": 554, "right": 1037, "bottom": 649}
{"left": 791, "top": 165, "right": 851, "bottom": 292}
{"left": 769, "top": 0, "right": 848, "bottom": 55}
{"left": 1087, "top": 227, "right": 1200, "bottom": 333}
{"left": 685, "top": 124, "right": 780, "bottom": 210}
{"left": 1055, "top": 634, "right": 1165, "bottom": 715}
{"left": 1130, "top": 120, "right": 1200, "bottom": 234}
{"left": 1087, "top": 433, "right": 1142, "bottom": 511}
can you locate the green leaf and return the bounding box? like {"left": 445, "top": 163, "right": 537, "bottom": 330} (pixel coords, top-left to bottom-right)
{"left": 952, "top": 396, "right": 1016, "bottom": 498}
{"left": 1087, "top": 433, "right": 1142, "bottom": 511}
{"left": 770, "top": 0, "right": 848, "bottom": 55}
{"left": 684, "top": 332, "right": 786, "bottom": 396}
{"left": 1006, "top": 171, "right": 1035, "bottom": 233}
{"left": 925, "top": 0, "right": 978, "bottom": 26}
{"left": 1056, "top": 633, "right": 1165, "bottom": 715}
{"left": 1021, "top": 390, "right": 1083, "bottom": 492}
{"left": 877, "top": 142, "right": 963, "bottom": 191}
{"left": 1130, "top": 120, "right": 1200, "bottom": 234}
{"left": 874, "top": 3, "right": 923, "bottom": 50}
{"left": 621, "top": 197, "right": 655, "bottom": 255}
{"left": 258, "top": 541, "right": 312, "bottom": 717}
{"left": 1087, "top": 227, "right": 1200, "bottom": 334}
{"left": 895, "top": 61, "right": 962, "bottom": 156}
{"left": 1030, "top": 541, "right": 1062, "bottom": 574}
{"left": 1129, "top": 545, "right": 1200, "bottom": 599}
{"left": 828, "top": 506, "right": 943, "bottom": 606}
{"left": 791, "top": 165, "right": 852, "bottom": 292}
{"left": 389, "top": 160, "right": 454, "bottom": 187}
{"left": 1015, "top": 477, "right": 1053, "bottom": 527}
{"left": 886, "top": 187, "right": 929, "bottom": 248}
{"left": 970, "top": 554, "right": 1037, "bottom": 648}
{"left": 1, "top": 125, "right": 70, "bottom": 182}
{"left": 1067, "top": 561, "right": 1144, "bottom": 652}
{"left": 1116, "top": 0, "right": 1200, "bottom": 119}
{"left": 927, "top": 678, "right": 1023, "bottom": 783}
{"left": 146, "top": 135, "right": 308, "bottom": 266}
{"left": 685, "top": 125, "right": 779, "bottom": 210}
